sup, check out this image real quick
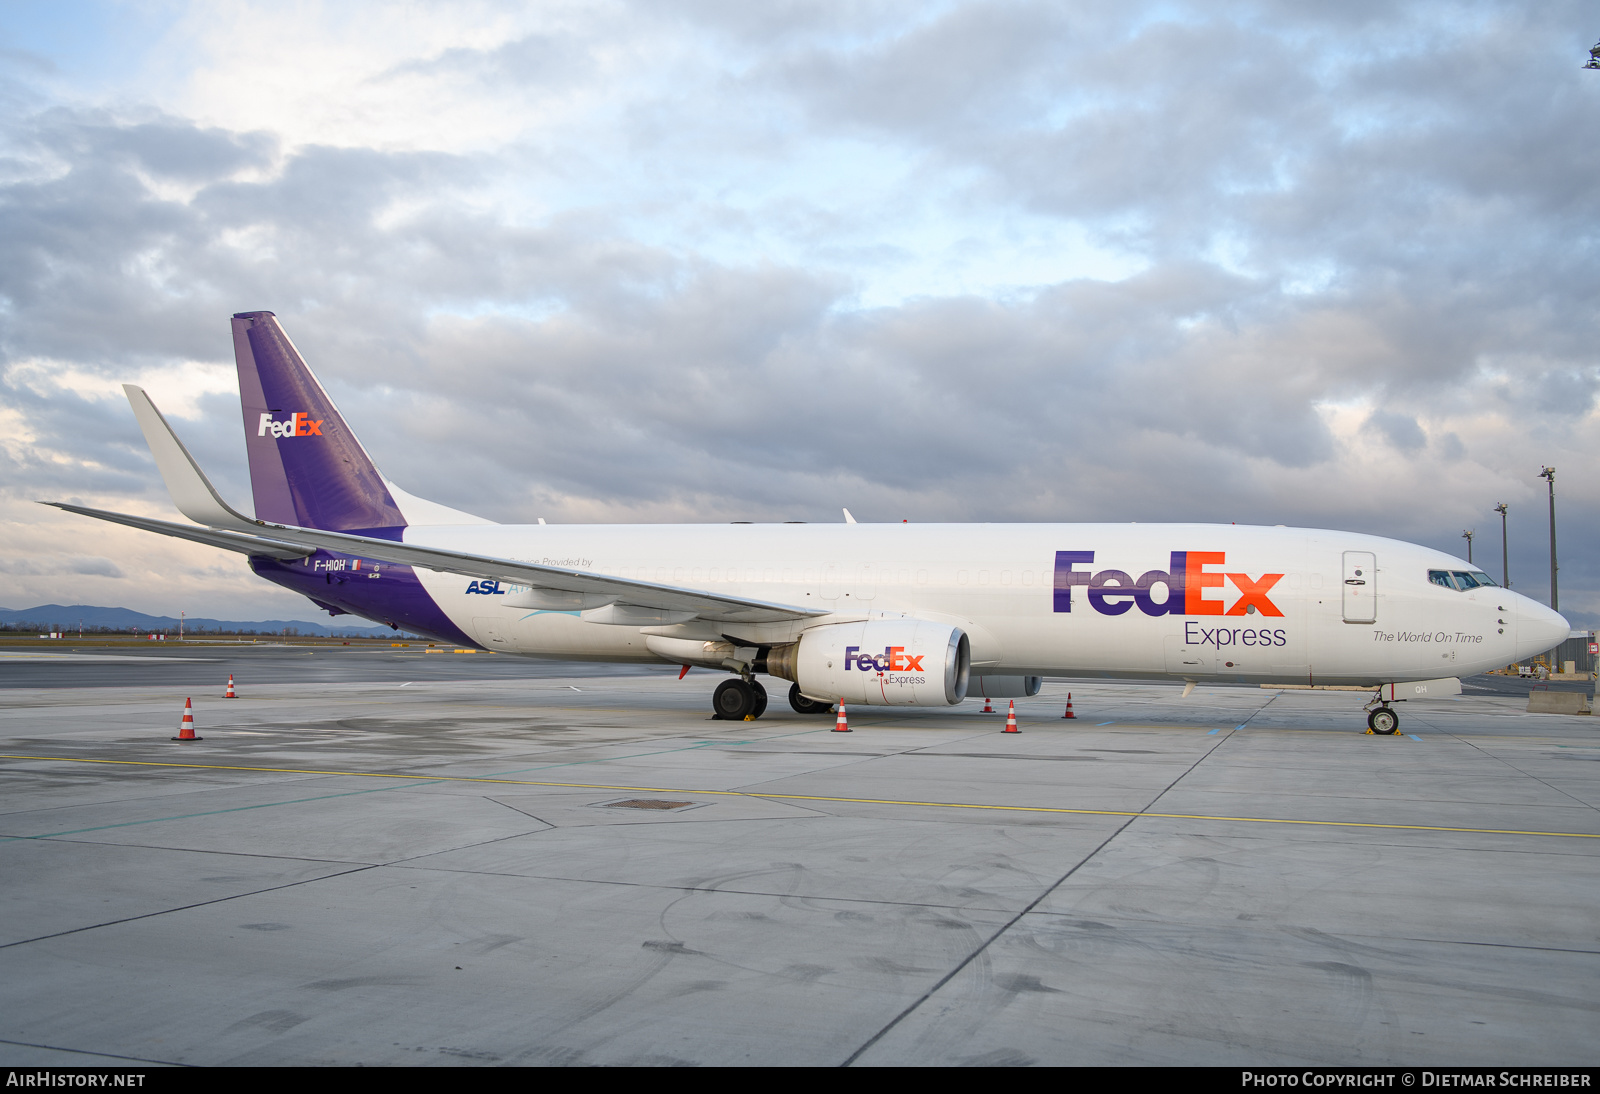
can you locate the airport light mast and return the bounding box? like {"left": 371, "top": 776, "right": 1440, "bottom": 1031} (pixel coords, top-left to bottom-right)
{"left": 1540, "top": 467, "right": 1558, "bottom": 611}
{"left": 1494, "top": 503, "right": 1509, "bottom": 589}
{"left": 1461, "top": 529, "right": 1474, "bottom": 564}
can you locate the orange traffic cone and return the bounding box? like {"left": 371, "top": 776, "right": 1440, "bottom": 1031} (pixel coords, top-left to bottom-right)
{"left": 223, "top": 674, "right": 236, "bottom": 699}
{"left": 833, "top": 703, "right": 851, "bottom": 733}
{"left": 981, "top": 694, "right": 994, "bottom": 714}
{"left": 172, "top": 697, "right": 203, "bottom": 741}
{"left": 1003, "top": 699, "right": 1019, "bottom": 733}
{"left": 1063, "top": 693, "right": 1076, "bottom": 719}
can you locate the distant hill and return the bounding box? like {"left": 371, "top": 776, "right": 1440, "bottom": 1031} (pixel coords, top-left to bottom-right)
{"left": 0, "top": 604, "right": 423, "bottom": 638}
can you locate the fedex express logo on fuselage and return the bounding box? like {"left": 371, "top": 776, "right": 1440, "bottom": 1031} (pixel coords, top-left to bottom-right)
{"left": 258, "top": 412, "right": 324, "bottom": 439}
{"left": 1054, "top": 551, "right": 1284, "bottom": 617}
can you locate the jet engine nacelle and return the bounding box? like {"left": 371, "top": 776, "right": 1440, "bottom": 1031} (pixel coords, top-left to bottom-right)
{"left": 768, "top": 619, "right": 970, "bottom": 706}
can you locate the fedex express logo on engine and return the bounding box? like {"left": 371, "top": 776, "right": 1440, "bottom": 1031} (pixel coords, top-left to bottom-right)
{"left": 258, "top": 412, "right": 324, "bottom": 439}
{"left": 846, "top": 646, "right": 924, "bottom": 672}
{"left": 1054, "top": 551, "right": 1283, "bottom": 617}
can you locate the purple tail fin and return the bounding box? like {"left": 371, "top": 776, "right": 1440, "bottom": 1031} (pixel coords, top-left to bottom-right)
{"left": 231, "top": 312, "right": 406, "bottom": 533}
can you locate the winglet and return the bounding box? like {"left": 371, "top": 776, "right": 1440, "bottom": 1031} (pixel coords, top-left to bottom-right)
{"left": 123, "top": 385, "right": 257, "bottom": 531}
{"left": 43, "top": 500, "right": 311, "bottom": 560}
{"left": 843, "top": 508, "right": 858, "bottom": 524}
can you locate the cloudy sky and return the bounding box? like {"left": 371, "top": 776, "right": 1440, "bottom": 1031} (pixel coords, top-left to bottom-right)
{"left": 2, "top": 1, "right": 1598, "bottom": 626}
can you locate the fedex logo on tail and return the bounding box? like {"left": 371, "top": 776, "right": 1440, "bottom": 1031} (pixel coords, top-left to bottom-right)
{"left": 258, "top": 412, "right": 324, "bottom": 439}
{"left": 1054, "top": 551, "right": 1284, "bottom": 617}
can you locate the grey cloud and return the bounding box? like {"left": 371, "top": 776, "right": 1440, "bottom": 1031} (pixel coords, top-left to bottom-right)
{"left": 380, "top": 32, "right": 595, "bottom": 90}
{"left": 773, "top": 3, "right": 1068, "bottom": 137}
{"left": 367, "top": 258, "right": 1344, "bottom": 523}
{"left": 1364, "top": 409, "right": 1426, "bottom": 452}
{"left": 0, "top": 377, "right": 154, "bottom": 498}
{"left": 658, "top": 0, "right": 934, "bottom": 47}
{"left": 193, "top": 144, "right": 478, "bottom": 248}
{"left": 0, "top": 48, "right": 55, "bottom": 78}
{"left": 0, "top": 555, "right": 124, "bottom": 578}
{"left": 44, "top": 112, "right": 277, "bottom": 182}
{"left": 1527, "top": 368, "right": 1600, "bottom": 417}
{"left": 753, "top": 0, "right": 1600, "bottom": 328}
{"left": 0, "top": 123, "right": 482, "bottom": 365}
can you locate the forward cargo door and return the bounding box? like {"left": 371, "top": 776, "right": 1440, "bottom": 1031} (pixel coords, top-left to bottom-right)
{"left": 473, "top": 615, "right": 515, "bottom": 651}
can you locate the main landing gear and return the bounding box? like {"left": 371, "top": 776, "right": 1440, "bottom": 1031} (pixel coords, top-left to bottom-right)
{"left": 712, "top": 678, "right": 767, "bottom": 720}
{"left": 710, "top": 678, "right": 835, "bottom": 719}
{"left": 787, "top": 683, "right": 833, "bottom": 715}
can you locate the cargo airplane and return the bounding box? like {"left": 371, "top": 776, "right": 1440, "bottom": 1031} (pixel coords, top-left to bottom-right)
{"left": 50, "top": 312, "right": 1570, "bottom": 734}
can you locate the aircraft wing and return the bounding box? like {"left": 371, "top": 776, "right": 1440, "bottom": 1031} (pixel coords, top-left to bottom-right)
{"left": 49, "top": 502, "right": 825, "bottom": 625}
{"left": 44, "top": 502, "right": 315, "bottom": 561}
{"left": 237, "top": 520, "right": 828, "bottom": 624}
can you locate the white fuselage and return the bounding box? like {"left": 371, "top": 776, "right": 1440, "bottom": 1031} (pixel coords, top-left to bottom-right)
{"left": 401, "top": 522, "right": 1567, "bottom": 686}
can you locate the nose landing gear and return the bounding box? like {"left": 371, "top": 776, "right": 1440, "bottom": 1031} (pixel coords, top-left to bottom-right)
{"left": 1365, "top": 705, "right": 1399, "bottom": 735}
{"left": 1361, "top": 683, "right": 1404, "bottom": 735}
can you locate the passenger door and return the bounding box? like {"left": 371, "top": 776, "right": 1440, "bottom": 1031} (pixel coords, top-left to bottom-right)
{"left": 1342, "top": 551, "right": 1376, "bottom": 623}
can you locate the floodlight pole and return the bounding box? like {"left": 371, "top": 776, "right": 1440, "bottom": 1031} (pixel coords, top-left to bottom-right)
{"left": 1540, "top": 467, "right": 1558, "bottom": 611}
{"left": 1461, "top": 530, "right": 1473, "bottom": 564}
{"left": 1493, "top": 503, "right": 1509, "bottom": 589}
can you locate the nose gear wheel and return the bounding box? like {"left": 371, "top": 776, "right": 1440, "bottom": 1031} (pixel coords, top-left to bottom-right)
{"left": 1367, "top": 707, "right": 1399, "bottom": 735}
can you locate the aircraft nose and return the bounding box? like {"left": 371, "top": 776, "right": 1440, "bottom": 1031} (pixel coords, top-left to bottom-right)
{"left": 1515, "top": 596, "right": 1570, "bottom": 662}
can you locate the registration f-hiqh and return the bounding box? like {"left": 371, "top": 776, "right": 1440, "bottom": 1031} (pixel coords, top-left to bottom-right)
{"left": 52, "top": 312, "right": 1570, "bottom": 734}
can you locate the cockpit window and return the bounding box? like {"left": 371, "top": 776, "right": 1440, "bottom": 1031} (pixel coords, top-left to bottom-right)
{"left": 1431, "top": 569, "right": 1496, "bottom": 590}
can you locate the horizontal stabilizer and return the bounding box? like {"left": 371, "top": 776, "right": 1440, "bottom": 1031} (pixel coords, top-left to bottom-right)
{"left": 43, "top": 502, "right": 314, "bottom": 561}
